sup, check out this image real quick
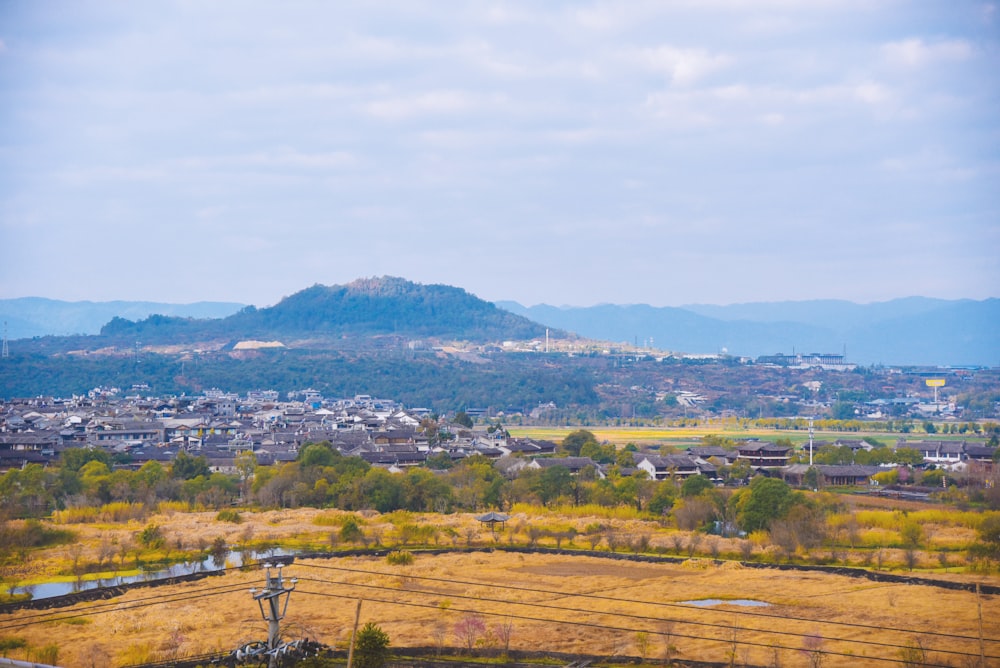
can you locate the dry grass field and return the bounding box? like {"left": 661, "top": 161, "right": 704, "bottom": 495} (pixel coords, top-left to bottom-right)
{"left": 2, "top": 507, "right": 1000, "bottom": 667}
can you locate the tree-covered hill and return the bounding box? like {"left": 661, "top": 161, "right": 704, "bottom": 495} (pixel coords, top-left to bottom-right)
{"left": 99, "top": 277, "right": 552, "bottom": 345}
{"left": 0, "top": 348, "right": 600, "bottom": 412}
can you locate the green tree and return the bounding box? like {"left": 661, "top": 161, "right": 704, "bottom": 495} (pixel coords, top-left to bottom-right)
{"left": 560, "top": 429, "right": 598, "bottom": 456}
{"left": 803, "top": 467, "right": 820, "bottom": 490}
{"left": 171, "top": 451, "right": 210, "bottom": 480}
{"left": 893, "top": 448, "right": 924, "bottom": 466}
{"left": 680, "top": 474, "right": 714, "bottom": 498}
{"left": 354, "top": 622, "right": 390, "bottom": 668}
{"left": 60, "top": 447, "right": 111, "bottom": 472}
{"left": 646, "top": 482, "right": 676, "bottom": 515}
{"left": 453, "top": 411, "right": 474, "bottom": 428}
{"left": 830, "top": 402, "right": 855, "bottom": 420}
{"left": 734, "top": 477, "right": 794, "bottom": 533}
{"left": 533, "top": 465, "right": 572, "bottom": 507}
{"left": 340, "top": 515, "right": 364, "bottom": 543}
{"left": 425, "top": 451, "right": 455, "bottom": 470}
{"left": 299, "top": 442, "right": 336, "bottom": 468}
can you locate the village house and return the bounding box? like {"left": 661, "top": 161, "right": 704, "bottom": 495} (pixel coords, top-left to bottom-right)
{"left": 636, "top": 454, "right": 705, "bottom": 480}
{"left": 736, "top": 440, "right": 792, "bottom": 468}
{"left": 528, "top": 456, "right": 604, "bottom": 478}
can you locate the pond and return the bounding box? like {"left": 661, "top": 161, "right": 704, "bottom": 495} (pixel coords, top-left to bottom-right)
{"left": 679, "top": 598, "right": 770, "bottom": 607}
{"left": 7, "top": 548, "right": 294, "bottom": 601}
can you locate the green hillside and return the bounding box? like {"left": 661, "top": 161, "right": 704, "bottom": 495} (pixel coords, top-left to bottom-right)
{"left": 99, "top": 277, "right": 549, "bottom": 344}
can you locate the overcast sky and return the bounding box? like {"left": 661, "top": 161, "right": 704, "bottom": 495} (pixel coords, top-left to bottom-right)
{"left": 1, "top": 1, "right": 997, "bottom": 308}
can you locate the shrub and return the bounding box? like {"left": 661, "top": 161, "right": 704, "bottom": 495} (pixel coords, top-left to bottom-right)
{"left": 138, "top": 524, "right": 165, "bottom": 549}
{"left": 354, "top": 622, "right": 390, "bottom": 668}
{"left": 216, "top": 509, "right": 243, "bottom": 524}
{"left": 340, "top": 516, "right": 364, "bottom": 543}
{"left": 386, "top": 550, "right": 414, "bottom": 566}
{"left": 0, "top": 520, "right": 76, "bottom": 551}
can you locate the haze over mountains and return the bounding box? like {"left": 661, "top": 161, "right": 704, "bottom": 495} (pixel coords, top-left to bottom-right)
{"left": 1, "top": 278, "right": 996, "bottom": 366}
{"left": 500, "top": 298, "right": 1000, "bottom": 367}
{"left": 0, "top": 298, "right": 245, "bottom": 339}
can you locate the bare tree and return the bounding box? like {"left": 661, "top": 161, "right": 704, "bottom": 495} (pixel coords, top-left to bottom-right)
{"left": 431, "top": 621, "right": 449, "bottom": 653}
{"left": 454, "top": 613, "right": 486, "bottom": 652}
{"left": 661, "top": 621, "right": 681, "bottom": 665}
{"left": 727, "top": 617, "right": 741, "bottom": 668}
{"left": 686, "top": 533, "right": 702, "bottom": 558}
{"left": 800, "top": 632, "right": 824, "bottom": 668}
{"left": 97, "top": 534, "right": 115, "bottom": 569}
{"left": 494, "top": 618, "right": 514, "bottom": 655}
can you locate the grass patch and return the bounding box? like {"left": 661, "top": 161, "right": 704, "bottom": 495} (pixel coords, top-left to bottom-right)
{"left": 0, "top": 519, "right": 76, "bottom": 550}
{"left": 509, "top": 502, "right": 646, "bottom": 521}
{"left": 216, "top": 509, "right": 243, "bottom": 523}
{"left": 52, "top": 502, "right": 148, "bottom": 524}
{"left": 47, "top": 617, "right": 91, "bottom": 626}
{"left": 386, "top": 550, "right": 415, "bottom": 566}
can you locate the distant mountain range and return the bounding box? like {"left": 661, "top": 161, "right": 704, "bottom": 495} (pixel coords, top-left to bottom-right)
{"left": 497, "top": 297, "right": 1000, "bottom": 366}
{"left": 0, "top": 298, "right": 245, "bottom": 339}
{"left": 1, "top": 280, "right": 996, "bottom": 366}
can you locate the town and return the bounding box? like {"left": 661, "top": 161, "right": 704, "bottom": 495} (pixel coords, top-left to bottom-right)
{"left": 2, "top": 379, "right": 997, "bottom": 504}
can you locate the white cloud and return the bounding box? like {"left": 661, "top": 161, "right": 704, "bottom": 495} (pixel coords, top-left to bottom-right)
{"left": 363, "top": 90, "right": 487, "bottom": 120}
{"left": 1, "top": 1, "right": 996, "bottom": 304}
{"left": 638, "top": 45, "right": 732, "bottom": 86}
{"left": 881, "top": 38, "right": 973, "bottom": 68}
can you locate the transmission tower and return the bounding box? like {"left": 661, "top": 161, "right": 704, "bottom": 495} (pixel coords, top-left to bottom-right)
{"left": 248, "top": 562, "right": 297, "bottom": 666}
{"left": 1, "top": 321, "right": 8, "bottom": 359}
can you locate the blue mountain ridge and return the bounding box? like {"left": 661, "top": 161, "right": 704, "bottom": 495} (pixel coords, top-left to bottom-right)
{"left": 496, "top": 298, "right": 1000, "bottom": 367}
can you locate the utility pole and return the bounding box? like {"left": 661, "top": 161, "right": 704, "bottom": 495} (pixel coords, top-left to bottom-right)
{"left": 250, "top": 563, "right": 297, "bottom": 664}
{"left": 347, "top": 598, "right": 363, "bottom": 668}
{"left": 808, "top": 417, "right": 814, "bottom": 467}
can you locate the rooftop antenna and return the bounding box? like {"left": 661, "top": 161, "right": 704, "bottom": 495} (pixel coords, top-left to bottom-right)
{"left": 2, "top": 321, "right": 8, "bottom": 359}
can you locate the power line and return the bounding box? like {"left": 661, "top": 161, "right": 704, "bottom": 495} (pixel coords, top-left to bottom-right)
{"left": 294, "top": 560, "right": 994, "bottom": 645}
{"left": 293, "top": 587, "right": 968, "bottom": 667}
{"left": 1, "top": 581, "right": 252, "bottom": 630}
{"left": 4, "top": 567, "right": 991, "bottom": 666}
{"left": 292, "top": 574, "right": 992, "bottom": 662}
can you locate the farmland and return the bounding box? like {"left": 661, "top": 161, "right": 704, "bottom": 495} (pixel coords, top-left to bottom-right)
{"left": 1, "top": 503, "right": 998, "bottom": 666}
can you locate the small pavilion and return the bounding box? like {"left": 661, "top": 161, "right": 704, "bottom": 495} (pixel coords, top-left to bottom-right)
{"left": 476, "top": 511, "right": 511, "bottom": 533}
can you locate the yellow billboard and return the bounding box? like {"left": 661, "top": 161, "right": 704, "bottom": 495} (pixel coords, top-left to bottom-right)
{"left": 925, "top": 378, "right": 946, "bottom": 387}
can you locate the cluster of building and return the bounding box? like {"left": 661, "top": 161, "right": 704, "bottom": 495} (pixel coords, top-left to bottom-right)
{"left": 0, "top": 388, "right": 994, "bottom": 490}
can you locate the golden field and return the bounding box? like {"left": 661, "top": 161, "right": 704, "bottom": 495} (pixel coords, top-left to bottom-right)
{"left": 2, "top": 506, "right": 999, "bottom": 667}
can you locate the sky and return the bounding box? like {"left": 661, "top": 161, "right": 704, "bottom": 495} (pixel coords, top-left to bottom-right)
{"left": 1, "top": 1, "right": 998, "bottom": 308}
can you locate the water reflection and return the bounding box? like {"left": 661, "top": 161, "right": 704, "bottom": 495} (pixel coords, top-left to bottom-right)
{"left": 679, "top": 599, "right": 770, "bottom": 607}
{"left": 9, "top": 547, "right": 293, "bottom": 601}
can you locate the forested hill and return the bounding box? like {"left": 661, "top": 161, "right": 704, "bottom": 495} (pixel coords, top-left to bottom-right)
{"left": 99, "top": 277, "right": 550, "bottom": 344}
